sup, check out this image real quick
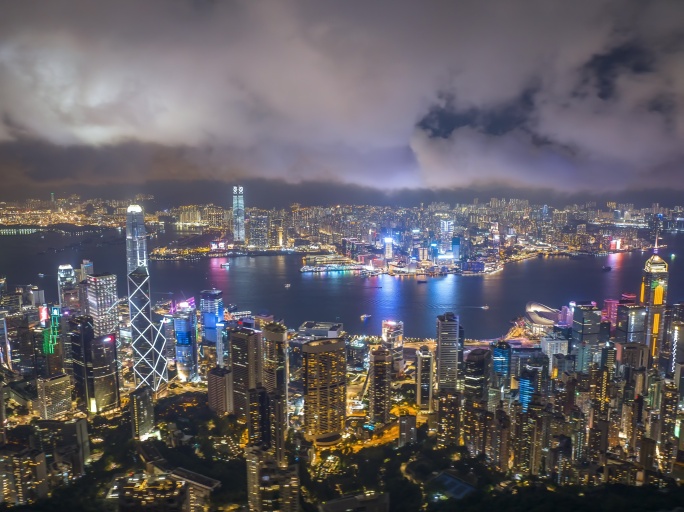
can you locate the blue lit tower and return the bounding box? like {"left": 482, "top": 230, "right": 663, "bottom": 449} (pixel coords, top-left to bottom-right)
{"left": 57, "top": 264, "right": 78, "bottom": 310}
{"left": 173, "top": 301, "right": 198, "bottom": 382}
{"left": 127, "top": 205, "right": 167, "bottom": 396}
{"left": 200, "top": 289, "right": 224, "bottom": 344}
{"left": 232, "top": 186, "right": 245, "bottom": 244}
{"left": 492, "top": 341, "right": 512, "bottom": 389}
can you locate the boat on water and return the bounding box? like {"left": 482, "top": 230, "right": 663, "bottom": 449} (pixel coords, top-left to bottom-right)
{"left": 417, "top": 279, "right": 427, "bottom": 283}
{"left": 482, "top": 305, "right": 490, "bottom": 310}
{"left": 38, "top": 273, "right": 45, "bottom": 278}
{"left": 602, "top": 266, "right": 612, "bottom": 271}
{"left": 220, "top": 262, "right": 230, "bottom": 269}
{"left": 360, "top": 314, "right": 371, "bottom": 321}
{"left": 284, "top": 283, "right": 291, "bottom": 288}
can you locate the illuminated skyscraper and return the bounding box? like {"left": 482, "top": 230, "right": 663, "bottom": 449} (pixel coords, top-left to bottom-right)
{"left": 208, "top": 366, "right": 234, "bottom": 415}
{"left": 381, "top": 320, "right": 404, "bottom": 374}
{"left": 369, "top": 348, "right": 392, "bottom": 425}
{"left": 85, "top": 273, "right": 118, "bottom": 337}
{"left": 130, "top": 385, "right": 155, "bottom": 440}
{"left": 640, "top": 249, "right": 669, "bottom": 370}
{"left": 416, "top": 345, "right": 434, "bottom": 412}
{"left": 492, "top": 341, "right": 512, "bottom": 388}
{"left": 56, "top": 264, "right": 78, "bottom": 310}
{"left": 436, "top": 312, "right": 460, "bottom": 391}
{"left": 36, "top": 374, "right": 72, "bottom": 420}
{"left": 231, "top": 328, "right": 263, "bottom": 419}
{"left": 463, "top": 348, "right": 491, "bottom": 404}
{"left": 127, "top": 204, "right": 167, "bottom": 397}
{"left": 129, "top": 268, "right": 167, "bottom": 395}
{"left": 245, "top": 447, "right": 299, "bottom": 512}
{"left": 125, "top": 205, "right": 147, "bottom": 274}
{"left": 200, "top": 289, "right": 223, "bottom": 344}
{"left": 172, "top": 301, "right": 198, "bottom": 382}
{"left": 232, "top": 186, "right": 245, "bottom": 244}
{"left": 615, "top": 304, "right": 647, "bottom": 345}
{"left": 302, "top": 338, "right": 346, "bottom": 443}
{"left": 383, "top": 237, "right": 393, "bottom": 260}
{"left": 249, "top": 213, "right": 270, "bottom": 249}
{"left": 69, "top": 316, "right": 120, "bottom": 414}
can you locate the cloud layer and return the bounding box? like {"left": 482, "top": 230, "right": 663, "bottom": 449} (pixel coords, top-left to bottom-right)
{"left": 1, "top": 0, "right": 683, "bottom": 197}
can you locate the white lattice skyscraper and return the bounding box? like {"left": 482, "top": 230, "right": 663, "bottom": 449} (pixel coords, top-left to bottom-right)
{"left": 127, "top": 205, "right": 168, "bottom": 395}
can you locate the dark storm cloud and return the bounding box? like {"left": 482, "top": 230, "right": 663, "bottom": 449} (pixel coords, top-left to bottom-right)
{"left": 0, "top": 0, "right": 683, "bottom": 198}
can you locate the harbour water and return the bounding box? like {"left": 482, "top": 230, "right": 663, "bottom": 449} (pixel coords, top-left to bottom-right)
{"left": 1, "top": 230, "right": 683, "bottom": 339}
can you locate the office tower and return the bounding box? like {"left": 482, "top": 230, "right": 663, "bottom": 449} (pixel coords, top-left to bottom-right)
{"left": 245, "top": 447, "right": 299, "bottom": 512}
{"left": 619, "top": 342, "right": 650, "bottom": 369}
{"left": 660, "top": 382, "right": 678, "bottom": 444}
{"left": 173, "top": 301, "right": 198, "bottom": 382}
{"left": 670, "top": 320, "right": 684, "bottom": 374}
{"left": 232, "top": 185, "right": 245, "bottom": 243}
{"left": 436, "top": 312, "right": 460, "bottom": 391}
{"left": 0, "top": 446, "right": 48, "bottom": 505}
{"left": 600, "top": 343, "right": 616, "bottom": 374}
{"left": 69, "top": 316, "right": 120, "bottom": 414}
{"left": 231, "top": 328, "right": 263, "bottom": 419}
{"left": 130, "top": 385, "right": 155, "bottom": 440}
{"left": 248, "top": 386, "right": 270, "bottom": 445}
{"left": 492, "top": 341, "right": 512, "bottom": 388}
{"left": 603, "top": 299, "right": 619, "bottom": 330}
{"left": 76, "top": 259, "right": 94, "bottom": 284}
{"left": 42, "top": 305, "right": 63, "bottom": 376}
{"left": 383, "top": 237, "right": 393, "bottom": 260}
{"left": 572, "top": 302, "right": 602, "bottom": 347}
{"left": 32, "top": 418, "right": 90, "bottom": 477}
{"left": 518, "top": 368, "right": 537, "bottom": 412}
{"left": 36, "top": 374, "right": 72, "bottom": 420}
{"left": 129, "top": 266, "right": 167, "bottom": 395}
{"left": 0, "top": 314, "right": 9, "bottom": 371}
{"left": 302, "top": 338, "right": 346, "bottom": 443}
{"left": 208, "top": 366, "right": 234, "bottom": 415}
{"left": 437, "top": 390, "right": 461, "bottom": 448}
{"left": 200, "top": 289, "right": 224, "bottom": 344}
{"left": 464, "top": 348, "right": 491, "bottom": 404}
{"left": 615, "top": 304, "right": 647, "bottom": 345}
{"left": 85, "top": 273, "right": 118, "bottom": 337}
{"left": 381, "top": 320, "right": 404, "bottom": 374}
{"left": 369, "top": 348, "right": 392, "bottom": 425}
{"left": 118, "top": 473, "right": 189, "bottom": 512}
{"left": 640, "top": 249, "right": 669, "bottom": 370}
{"left": 398, "top": 414, "right": 417, "bottom": 447}
{"left": 262, "top": 322, "right": 288, "bottom": 397}
{"left": 125, "top": 205, "right": 147, "bottom": 274}
{"left": 416, "top": 345, "right": 434, "bottom": 412}
{"left": 250, "top": 213, "right": 270, "bottom": 249}
{"left": 56, "top": 264, "right": 78, "bottom": 310}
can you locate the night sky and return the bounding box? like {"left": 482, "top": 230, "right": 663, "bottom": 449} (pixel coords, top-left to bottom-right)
{"left": 1, "top": 1, "right": 683, "bottom": 206}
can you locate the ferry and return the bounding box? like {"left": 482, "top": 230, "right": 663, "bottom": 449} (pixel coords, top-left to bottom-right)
{"left": 602, "top": 265, "right": 612, "bottom": 271}
{"left": 220, "top": 262, "right": 230, "bottom": 269}
{"left": 482, "top": 305, "right": 490, "bottom": 310}
{"left": 38, "top": 273, "right": 45, "bottom": 278}
{"left": 417, "top": 278, "right": 427, "bottom": 283}
{"left": 360, "top": 314, "right": 371, "bottom": 321}
{"left": 284, "top": 283, "right": 291, "bottom": 288}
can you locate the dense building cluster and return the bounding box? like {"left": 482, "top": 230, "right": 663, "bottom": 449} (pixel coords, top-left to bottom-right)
{"left": 0, "top": 191, "right": 683, "bottom": 510}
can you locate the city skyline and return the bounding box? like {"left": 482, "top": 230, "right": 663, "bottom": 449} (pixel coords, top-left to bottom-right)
{"left": 1, "top": 1, "right": 684, "bottom": 204}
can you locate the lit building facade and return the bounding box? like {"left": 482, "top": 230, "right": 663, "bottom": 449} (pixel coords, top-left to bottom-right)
{"left": 232, "top": 186, "right": 245, "bottom": 243}
{"left": 436, "top": 312, "right": 460, "bottom": 391}
{"left": 640, "top": 251, "right": 668, "bottom": 370}
{"left": 85, "top": 273, "right": 118, "bottom": 337}
{"left": 130, "top": 385, "right": 155, "bottom": 440}
{"left": 369, "top": 348, "right": 392, "bottom": 425}
{"left": 302, "top": 338, "right": 346, "bottom": 443}
{"left": 173, "top": 301, "right": 198, "bottom": 382}
{"left": 231, "top": 328, "right": 263, "bottom": 419}
{"left": 381, "top": 319, "right": 404, "bottom": 374}
{"left": 416, "top": 345, "right": 434, "bottom": 412}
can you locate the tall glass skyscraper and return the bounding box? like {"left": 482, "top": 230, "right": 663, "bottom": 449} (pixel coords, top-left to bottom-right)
{"left": 173, "top": 301, "right": 198, "bottom": 382}
{"left": 200, "top": 289, "right": 224, "bottom": 344}
{"left": 57, "top": 264, "right": 77, "bottom": 310}
{"left": 640, "top": 248, "right": 669, "bottom": 371}
{"left": 127, "top": 205, "right": 167, "bottom": 396}
{"left": 126, "top": 205, "right": 147, "bottom": 274}
{"left": 436, "top": 312, "right": 460, "bottom": 391}
{"left": 232, "top": 186, "right": 245, "bottom": 243}
{"left": 85, "top": 273, "right": 118, "bottom": 337}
